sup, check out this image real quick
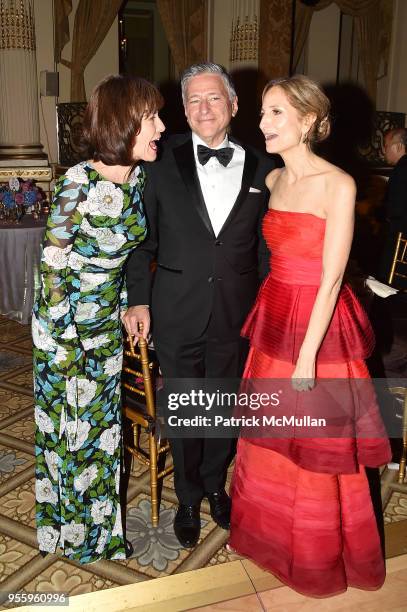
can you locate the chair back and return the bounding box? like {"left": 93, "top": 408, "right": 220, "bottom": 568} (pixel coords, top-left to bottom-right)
{"left": 388, "top": 232, "right": 407, "bottom": 288}
{"left": 55, "top": 102, "right": 87, "bottom": 178}
{"left": 122, "top": 333, "right": 157, "bottom": 420}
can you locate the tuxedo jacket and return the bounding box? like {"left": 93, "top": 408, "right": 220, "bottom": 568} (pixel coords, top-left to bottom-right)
{"left": 126, "top": 133, "right": 275, "bottom": 343}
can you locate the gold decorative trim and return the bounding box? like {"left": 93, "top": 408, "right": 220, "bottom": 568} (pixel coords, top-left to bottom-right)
{"left": 230, "top": 14, "right": 258, "bottom": 63}
{"left": 0, "top": 167, "right": 52, "bottom": 179}
{"left": 0, "top": 0, "right": 35, "bottom": 51}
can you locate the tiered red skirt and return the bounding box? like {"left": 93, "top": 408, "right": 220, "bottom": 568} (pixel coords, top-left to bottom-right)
{"left": 229, "top": 349, "right": 391, "bottom": 598}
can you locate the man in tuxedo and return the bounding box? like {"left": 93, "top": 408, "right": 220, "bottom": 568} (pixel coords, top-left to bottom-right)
{"left": 124, "top": 63, "right": 274, "bottom": 547}
{"left": 378, "top": 128, "right": 407, "bottom": 283}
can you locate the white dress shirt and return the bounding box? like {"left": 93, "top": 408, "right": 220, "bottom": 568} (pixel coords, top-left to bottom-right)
{"left": 192, "top": 133, "right": 245, "bottom": 237}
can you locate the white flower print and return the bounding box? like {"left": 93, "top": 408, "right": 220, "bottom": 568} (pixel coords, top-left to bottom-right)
{"left": 88, "top": 255, "right": 127, "bottom": 269}
{"left": 81, "top": 219, "right": 126, "bottom": 252}
{"left": 61, "top": 324, "right": 78, "bottom": 340}
{"left": 66, "top": 377, "right": 96, "bottom": 408}
{"left": 80, "top": 271, "right": 110, "bottom": 293}
{"left": 77, "top": 200, "right": 89, "bottom": 215}
{"left": 110, "top": 308, "right": 120, "bottom": 322}
{"left": 61, "top": 521, "right": 86, "bottom": 547}
{"left": 65, "top": 378, "right": 77, "bottom": 407}
{"left": 66, "top": 162, "right": 89, "bottom": 184}
{"left": 77, "top": 378, "right": 97, "bottom": 407}
{"left": 49, "top": 297, "right": 70, "bottom": 320}
{"left": 66, "top": 377, "right": 97, "bottom": 408}
{"left": 99, "top": 424, "right": 121, "bottom": 455}
{"left": 80, "top": 218, "right": 127, "bottom": 254}
{"left": 36, "top": 478, "right": 58, "bottom": 504}
{"left": 74, "top": 464, "right": 98, "bottom": 496}
{"left": 112, "top": 506, "right": 123, "bottom": 537}
{"left": 66, "top": 419, "right": 91, "bottom": 452}
{"left": 96, "top": 232, "right": 126, "bottom": 254}
{"left": 75, "top": 302, "right": 100, "bottom": 322}
{"left": 103, "top": 353, "right": 123, "bottom": 377}
{"left": 91, "top": 499, "right": 113, "bottom": 525}
{"left": 87, "top": 181, "right": 124, "bottom": 217}
{"left": 111, "top": 551, "right": 126, "bottom": 560}
{"left": 35, "top": 406, "right": 55, "bottom": 434}
{"left": 68, "top": 251, "right": 87, "bottom": 271}
{"left": 44, "top": 450, "right": 59, "bottom": 480}
{"left": 95, "top": 528, "right": 109, "bottom": 555}
{"left": 54, "top": 345, "right": 68, "bottom": 365}
{"left": 81, "top": 334, "right": 110, "bottom": 350}
{"left": 32, "top": 315, "right": 57, "bottom": 351}
{"left": 37, "top": 526, "right": 59, "bottom": 552}
{"left": 120, "top": 289, "right": 127, "bottom": 308}
{"left": 59, "top": 406, "right": 66, "bottom": 438}
{"left": 42, "top": 245, "right": 72, "bottom": 270}
{"left": 115, "top": 465, "right": 120, "bottom": 494}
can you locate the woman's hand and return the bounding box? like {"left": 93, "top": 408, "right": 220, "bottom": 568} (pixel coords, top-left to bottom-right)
{"left": 291, "top": 354, "right": 315, "bottom": 391}
{"left": 121, "top": 305, "right": 150, "bottom": 339}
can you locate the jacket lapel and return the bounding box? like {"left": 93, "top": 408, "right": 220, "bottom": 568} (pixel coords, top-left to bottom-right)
{"left": 173, "top": 138, "right": 215, "bottom": 237}
{"left": 218, "top": 145, "right": 258, "bottom": 236}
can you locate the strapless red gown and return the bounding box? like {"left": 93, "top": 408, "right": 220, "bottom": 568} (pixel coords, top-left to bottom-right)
{"left": 229, "top": 209, "right": 391, "bottom": 598}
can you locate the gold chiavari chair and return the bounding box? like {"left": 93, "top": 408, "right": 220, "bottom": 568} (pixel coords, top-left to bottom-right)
{"left": 388, "top": 231, "right": 407, "bottom": 289}
{"left": 388, "top": 386, "right": 407, "bottom": 489}
{"left": 386, "top": 232, "right": 407, "bottom": 488}
{"left": 122, "top": 327, "right": 173, "bottom": 527}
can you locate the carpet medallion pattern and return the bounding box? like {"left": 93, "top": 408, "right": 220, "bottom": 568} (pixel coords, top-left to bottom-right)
{"left": 0, "top": 315, "right": 406, "bottom": 609}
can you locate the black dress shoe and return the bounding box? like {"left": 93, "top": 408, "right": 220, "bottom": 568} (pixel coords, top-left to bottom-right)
{"left": 206, "top": 490, "right": 231, "bottom": 530}
{"left": 174, "top": 504, "right": 201, "bottom": 548}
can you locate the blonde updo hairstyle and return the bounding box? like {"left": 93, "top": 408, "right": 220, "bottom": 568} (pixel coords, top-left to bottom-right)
{"left": 263, "top": 75, "right": 331, "bottom": 147}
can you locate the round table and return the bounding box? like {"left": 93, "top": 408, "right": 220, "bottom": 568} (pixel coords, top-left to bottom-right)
{"left": 0, "top": 215, "right": 46, "bottom": 324}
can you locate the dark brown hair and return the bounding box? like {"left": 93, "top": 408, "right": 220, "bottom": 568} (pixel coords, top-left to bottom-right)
{"left": 263, "top": 75, "right": 331, "bottom": 147}
{"left": 80, "top": 74, "right": 164, "bottom": 165}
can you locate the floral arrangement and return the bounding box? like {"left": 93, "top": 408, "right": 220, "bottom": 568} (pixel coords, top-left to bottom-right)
{"left": 0, "top": 177, "right": 45, "bottom": 209}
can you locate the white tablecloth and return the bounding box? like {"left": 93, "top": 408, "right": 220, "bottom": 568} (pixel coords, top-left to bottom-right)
{"left": 0, "top": 216, "right": 45, "bottom": 324}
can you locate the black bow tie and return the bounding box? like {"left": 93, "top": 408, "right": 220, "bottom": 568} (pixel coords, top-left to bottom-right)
{"left": 197, "top": 144, "right": 234, "bottom": 167}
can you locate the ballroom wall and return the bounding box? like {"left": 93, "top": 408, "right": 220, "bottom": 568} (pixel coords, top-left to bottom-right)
{"left": 30, "top": 0, "right": 407, "bottom": 165}
{"left": 209, "top": 0, "right": 232, "bottom": 68}
{"left": 211, "top": 0, "right": 406, "bottom": 119}
{"left": 305, "top": 0, "right": 407, "bottom": 117}
{"left": 386, "top": 0, "right": 407, "bottom": 114}
{"left": 33, "top": 0, "right": 119, "bottom": 164}
{"left": 34, "top": 0, "right": 57, "bottom": 163}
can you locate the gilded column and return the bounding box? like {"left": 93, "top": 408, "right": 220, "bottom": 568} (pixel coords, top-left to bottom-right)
{"left": 229, "top": 0, "right": 259, "bottom": 70}
{"left": 0, "top": 0, "right": 47, "bottom": 162}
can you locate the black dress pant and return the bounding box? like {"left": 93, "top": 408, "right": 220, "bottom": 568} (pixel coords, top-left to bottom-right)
{"left": 154, "top": 325, "right": 248, "bottom": 505}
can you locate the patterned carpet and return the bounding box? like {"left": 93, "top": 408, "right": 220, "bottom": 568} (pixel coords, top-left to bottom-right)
{"left": 0, "top": 314, "right": 406, "bottom": 609}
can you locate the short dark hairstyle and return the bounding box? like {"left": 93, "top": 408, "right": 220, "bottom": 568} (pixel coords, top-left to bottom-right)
{"left": 80, "top": 74, "right": 164, "bottom": 165}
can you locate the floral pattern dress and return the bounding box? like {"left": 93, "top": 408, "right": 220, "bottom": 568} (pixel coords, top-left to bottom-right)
{"left": 32, "top": 161, "right": 146, "bottom": 564}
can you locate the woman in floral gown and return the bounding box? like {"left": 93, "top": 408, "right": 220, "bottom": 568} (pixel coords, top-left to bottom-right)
{"left": 32, "top": 75, "right": 165, "bottom": 563}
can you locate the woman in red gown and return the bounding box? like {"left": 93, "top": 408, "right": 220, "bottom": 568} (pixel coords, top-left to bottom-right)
{"left": 229, "top": 75, "right": 391, "bottom": 598}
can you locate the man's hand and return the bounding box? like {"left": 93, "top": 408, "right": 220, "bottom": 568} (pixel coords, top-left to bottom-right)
{"left": 121, "top": 306, "right": 150, "bottom": 339}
